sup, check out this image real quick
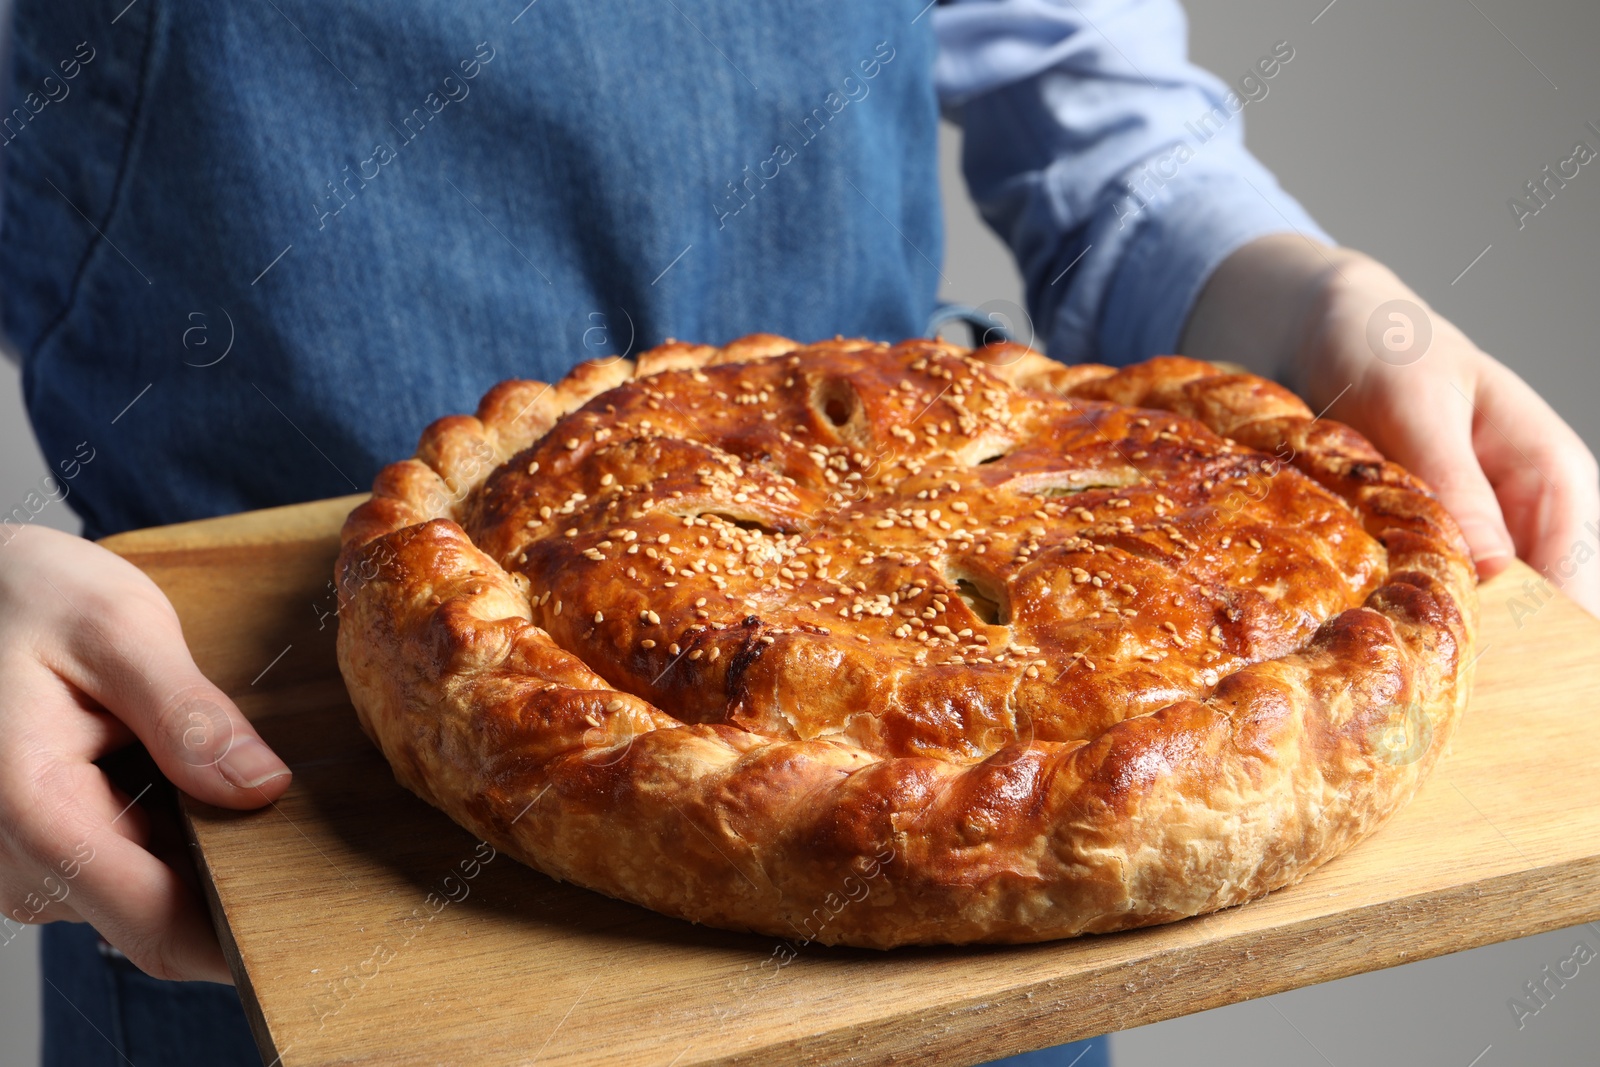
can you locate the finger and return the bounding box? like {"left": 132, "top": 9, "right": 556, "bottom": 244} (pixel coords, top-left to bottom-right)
{"left": 1355, "top": 372, "right": 1517, "bottom": 578}
{"left": 0, "top": 901, "right": 83, "bottom": 930}
{"left": 3, "top": 759, "right": 225, "bottom": 982}
{"left": 65, "top": 826, "right": 232, "bottom": 984}
{"left": 0, "top": 874, "right": 86, "bottom": 928}
{"left": 25, "top": 673, "right": 148, "bottom": 852}
{"left": 1473, "top": 363, "right": 1600, "bottom": 615}
{"left": 23, "top": 760, "right": 230, "bottom": 982}
{"left": 49, "top": 583, "right": 292, "bottom": 809}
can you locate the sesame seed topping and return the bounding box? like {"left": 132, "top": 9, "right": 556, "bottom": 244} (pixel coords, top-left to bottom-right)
{"left": 491, "top": 344, "right": 1318, "bottom": 739}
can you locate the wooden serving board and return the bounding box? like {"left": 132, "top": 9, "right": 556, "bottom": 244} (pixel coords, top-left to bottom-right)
{"left": 100, "top": 495, "right": 1600, "bottom": 1067}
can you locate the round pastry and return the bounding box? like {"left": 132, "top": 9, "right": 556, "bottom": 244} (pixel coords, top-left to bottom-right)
{"left": 335, "top": 335, "right": 1476, "bottom": 947}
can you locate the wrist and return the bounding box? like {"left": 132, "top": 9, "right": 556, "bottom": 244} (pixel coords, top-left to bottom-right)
{"left": 1179, "top": 234, "right": 1363, "bottom": 391}
{"left": 1295, "top": 251, "right": 1401, "bottom": 406}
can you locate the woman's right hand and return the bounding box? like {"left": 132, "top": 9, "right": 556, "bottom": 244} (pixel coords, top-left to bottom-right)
{"left": 0, "top": 524, "right": 291, "bottom": 983}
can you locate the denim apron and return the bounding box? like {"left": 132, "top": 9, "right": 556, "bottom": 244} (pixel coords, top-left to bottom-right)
{"left": 3, "top": 0, "right": 945, "bottom": 540}
{"left": 5, "top": 1, "right": 1105, "bottom": 1063}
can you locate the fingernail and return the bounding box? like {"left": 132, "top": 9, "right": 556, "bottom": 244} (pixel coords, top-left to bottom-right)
{"left": 218, "top": 737, "right": 291, "bottom": 789}
{"left": 1473, "top": 532, "right": 1516, "bottom": 563}
{"left": 1453, "top": 518, "right": 1514, "bottom": 564}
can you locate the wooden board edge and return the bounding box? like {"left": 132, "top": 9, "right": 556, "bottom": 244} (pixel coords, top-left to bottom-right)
{"left": 699, "top": 855, "right": 1600, "bottom": 1067}
{"left": 97, "top": 493, "right": 368, "bottom": 554}
{"left": 182, "top": 802, "right": 284, "bottom": 1067}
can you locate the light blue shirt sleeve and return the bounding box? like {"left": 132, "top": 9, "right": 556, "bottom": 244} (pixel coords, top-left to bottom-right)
{"left": 933, "top": 0, "right": 1334, "bottom": 365}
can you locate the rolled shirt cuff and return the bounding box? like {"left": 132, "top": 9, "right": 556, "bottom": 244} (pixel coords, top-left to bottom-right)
{"left": 1081, "top": 153, "right": 1334, "bottom": 366}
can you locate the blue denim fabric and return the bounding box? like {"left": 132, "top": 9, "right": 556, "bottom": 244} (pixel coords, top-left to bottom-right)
{"left": 1, "top": 0, "right": 944, "bottom": 541}
{"left": 41, "top": 922, "right": 261, "bottom": 1067}
{"left": 995, "top": 1038, "right": 1111, "bottom": 1067}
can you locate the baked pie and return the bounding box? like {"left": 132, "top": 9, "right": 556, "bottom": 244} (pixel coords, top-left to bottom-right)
{"left": 335, "top": 335, "right": 1476, "bottom": 946}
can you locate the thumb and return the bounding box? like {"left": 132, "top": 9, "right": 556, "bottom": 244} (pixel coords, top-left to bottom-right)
{"left": 136, "top": 683, "right": 294, "bottom": 809}
{"left": 64, "top": 592, "right": 292, "bottom": 809}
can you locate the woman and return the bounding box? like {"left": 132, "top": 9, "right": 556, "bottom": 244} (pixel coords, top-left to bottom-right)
{"left": 1, "top": 1, "right": 1592, "bottom": 1064}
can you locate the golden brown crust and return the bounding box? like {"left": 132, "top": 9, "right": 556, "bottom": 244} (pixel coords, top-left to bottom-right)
{"left": 336, "top": 336, "right": 1477, "bottom": 947}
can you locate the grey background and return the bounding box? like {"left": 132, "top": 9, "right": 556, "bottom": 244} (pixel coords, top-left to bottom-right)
{"left": 3, "top": 0, "right": 1599, "bottom": 1063}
